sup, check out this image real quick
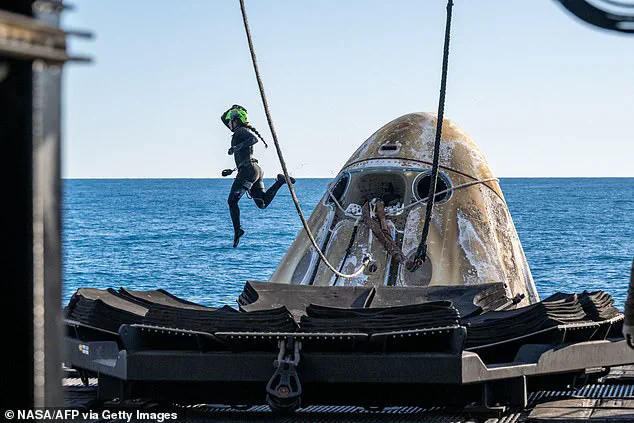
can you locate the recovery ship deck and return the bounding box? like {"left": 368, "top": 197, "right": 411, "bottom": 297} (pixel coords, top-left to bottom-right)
{"left": 62, "top": 282, "right": 634, "bottom": 421}
{"left": 64, "top": 366, "right": 634, "bottom": 422}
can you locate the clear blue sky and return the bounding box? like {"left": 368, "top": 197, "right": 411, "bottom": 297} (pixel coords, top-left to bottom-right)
{"left": 63, "top": 1, "right": 633, "bottom": 178}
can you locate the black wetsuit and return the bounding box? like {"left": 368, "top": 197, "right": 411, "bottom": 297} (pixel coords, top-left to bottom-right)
{"left": 227, "top": 126, "right": 285, "bottom": 231}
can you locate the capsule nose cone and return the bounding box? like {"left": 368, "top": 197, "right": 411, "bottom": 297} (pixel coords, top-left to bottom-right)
{"left": 344, "top": 112, "right": 499, "bottom": 194}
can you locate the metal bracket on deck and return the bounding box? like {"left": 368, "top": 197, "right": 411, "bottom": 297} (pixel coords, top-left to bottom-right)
{"left": 266, "top": 337, "right": 302, "bottom": 412}
{"left": 466, "top": 375, "right": 527, "bottom": 417}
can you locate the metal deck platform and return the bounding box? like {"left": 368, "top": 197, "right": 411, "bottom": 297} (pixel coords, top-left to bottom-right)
{"left": 65, "top": 334, "right": 634, "bottom": 386}
{"left": 63, "top": 367, "right": 634, "bottom": 422}
{"left": 64, "top": 323, "right": 634, "bottom": 413}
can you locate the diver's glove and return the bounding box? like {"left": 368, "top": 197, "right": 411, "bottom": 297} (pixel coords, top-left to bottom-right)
{"left": 228, "top": 147, "right": 234, "bottom": 155}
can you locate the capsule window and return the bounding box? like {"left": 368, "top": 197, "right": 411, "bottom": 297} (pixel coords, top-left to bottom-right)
{"left": 327, "top": 173, "right": 350, "bottom": 205}
{"left": 378, "top": 142, "right": 401, "bottom": 154}
{"left": 412, "top": 171, "right": 452, "bottom": 204}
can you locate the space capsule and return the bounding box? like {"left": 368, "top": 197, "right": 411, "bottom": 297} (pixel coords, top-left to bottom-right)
{"left": 270, "top": 112, "right": 539, "bottom": 306}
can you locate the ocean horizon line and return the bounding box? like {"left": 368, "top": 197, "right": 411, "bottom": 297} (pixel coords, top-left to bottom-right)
{"left": 62, "top": 176, "right": 634, "bottom": 180}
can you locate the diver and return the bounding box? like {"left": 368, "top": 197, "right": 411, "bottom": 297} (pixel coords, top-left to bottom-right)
{"left": 221, "top": 105, "right": 295, "bottom": 248}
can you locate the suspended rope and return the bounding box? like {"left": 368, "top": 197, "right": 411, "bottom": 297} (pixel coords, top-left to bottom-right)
{"left": 238, "top": 0, "right": 369, "bottom": 279}
{"left": 410, "top": 0, "right": 455, "bottom": 272}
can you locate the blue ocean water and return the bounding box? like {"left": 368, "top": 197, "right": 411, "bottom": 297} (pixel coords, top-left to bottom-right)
{"left": 63, "top": 178, "right": 633, "bottom": 308}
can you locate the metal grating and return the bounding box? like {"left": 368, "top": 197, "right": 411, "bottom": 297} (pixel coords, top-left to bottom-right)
{"left": 181, "top": 410, "right": 500, "bottom": 423}
{"left": 194, "top": 404, "right": 441, "bottom": 414}
{"left": 529, "top": 383, "right": 634, "bottom": 405}
{"left": 181, "top": 404, "right": 525, "bottom": 423}
{"left": 63, "top": 377, "right": 98, "bottom": 387}
{"left": 485, "top": 414, "right": 523, "bottom": 423}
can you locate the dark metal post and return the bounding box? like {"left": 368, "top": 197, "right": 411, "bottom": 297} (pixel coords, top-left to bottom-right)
{"left": 1, "top": 0, "right": 69, "bottom": 408}
{"left": 0, "top": 0, "right": 36, "bottom": 409}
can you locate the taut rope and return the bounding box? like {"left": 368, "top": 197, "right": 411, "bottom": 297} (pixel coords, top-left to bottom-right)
{"left": 411, "top": 0, "right": 455, "bottom": 271}
{"left": 238, "top": 0, "right": 370, "bottom": 279}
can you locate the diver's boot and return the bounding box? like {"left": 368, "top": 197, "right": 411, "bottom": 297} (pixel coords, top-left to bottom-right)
{"left": 233, "top": 227, "right": 245, "bottom": 248}
{"left": 276, "top": 173, "right": 296, "bottom": 185}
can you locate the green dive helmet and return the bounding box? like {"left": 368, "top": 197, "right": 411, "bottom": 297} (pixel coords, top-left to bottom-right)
{"left": 222, "top": 104, "right": 248, "bottom": 129}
